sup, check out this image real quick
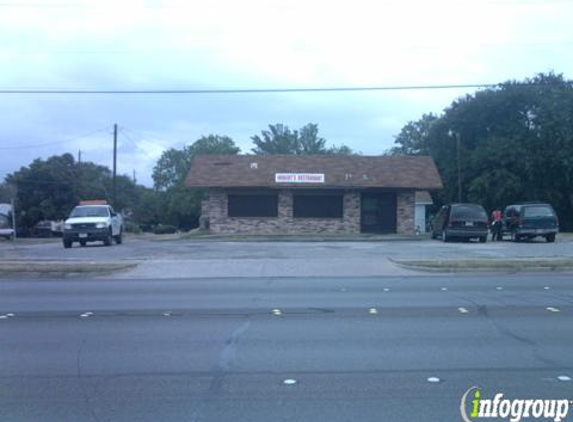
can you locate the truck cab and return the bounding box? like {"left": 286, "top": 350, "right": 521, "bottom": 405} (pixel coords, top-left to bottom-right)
{"left": 62, "top": 201, "right": 123, "bottom": 248}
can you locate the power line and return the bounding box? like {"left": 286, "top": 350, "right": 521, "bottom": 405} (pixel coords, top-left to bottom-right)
{"left": 120, "top": 129, "right": 161, "bottom": 162}
{"left": 0, "top": 127, "right": 110, "bottom": 149}
{"left": 121, "top": 127, "right": 168, "bottom": 151}
{"left": 0, "top": 83, "right": 498, "bottom": 95}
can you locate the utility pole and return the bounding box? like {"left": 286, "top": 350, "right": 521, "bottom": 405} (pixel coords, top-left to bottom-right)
{"left": 448, "top": 129, "right": 463, "bottom": 203}
{"left": 456, "top": 132, "right": 462, "bottom": 203}
{"left": 78, "top": 150, "right": 82, "bottom": 165}
{"left": 133, "top": 169, "right": 136, "bottom": 185}
{"left": 113, "top": 124, "right": 118, "bottom": 206}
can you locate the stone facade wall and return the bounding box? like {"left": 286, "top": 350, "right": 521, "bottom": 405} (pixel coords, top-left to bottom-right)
{"left": 208, "top": 189, "right": 361, "bottom": 234}
{"left": 396, "top": 191, "right": 415, "bottom": 234}
{"left": 206, "top": 189, "right": 415, "bottom": 235}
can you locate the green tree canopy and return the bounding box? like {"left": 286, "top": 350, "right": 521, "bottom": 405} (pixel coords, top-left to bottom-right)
{"left": 153, "top": 135, "right": 239, "bottom": 191}
{"left": 392, "top": 72, "right": 573, "bottom": 229}
{"left": 5, "top": 153, "right": 142, "bottom": 228}
{"left": 151, "top": 135, "right": 240, "bottom": 229}
{"left": 251, "top": 123, "right": 353, "bottom": 155}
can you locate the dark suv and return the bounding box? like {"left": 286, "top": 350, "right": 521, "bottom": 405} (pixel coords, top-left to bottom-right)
{"left": 503, "top": 203, "right": 558, "bottom": 242}
{"left": 431, "top": 203, "right": 489, "bottom": 242}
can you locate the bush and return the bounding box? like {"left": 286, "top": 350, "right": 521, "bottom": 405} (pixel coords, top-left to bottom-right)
{"left": 124, "top": 221, "right": 141, "bottom": 234}
{"left": 153, "top": 224, "right": 178, "bottom": 235}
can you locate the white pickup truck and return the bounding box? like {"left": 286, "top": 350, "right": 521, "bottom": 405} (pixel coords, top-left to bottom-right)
{"left": 62, "top": 202, "right": 123, "bottom": 248}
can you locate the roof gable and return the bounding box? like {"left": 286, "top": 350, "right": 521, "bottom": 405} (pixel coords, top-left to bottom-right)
{"left": 185, "top": 155, "right": 443, "bottom": 190}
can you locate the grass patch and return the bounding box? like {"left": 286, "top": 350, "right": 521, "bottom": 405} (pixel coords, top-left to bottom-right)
{"left": 393, "top": 257, "right": 573, "bottom": 272}
{"left": 0, "top": 262, "right": 137, "bottom": 277}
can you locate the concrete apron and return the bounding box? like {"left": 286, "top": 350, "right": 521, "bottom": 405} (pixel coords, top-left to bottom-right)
{"left": 111, "top": 257, "right": 418, "bottom": 279}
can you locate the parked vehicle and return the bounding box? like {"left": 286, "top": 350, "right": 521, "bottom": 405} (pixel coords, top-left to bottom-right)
{"left": 0, "top": 213, "right": 14, "bottom": 240}
{"left": 431, "top": 203, "right": 489, "bottom": 242}
{"left": 502, "top": 203, "right": 558, "bottom": 242}
{"left": 62, "top": 200, "right": 123, "bottom": 248}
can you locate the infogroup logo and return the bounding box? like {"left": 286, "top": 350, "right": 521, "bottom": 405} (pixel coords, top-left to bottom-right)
{"left": 460, "top": 386, "right": 571, "bottom": 422}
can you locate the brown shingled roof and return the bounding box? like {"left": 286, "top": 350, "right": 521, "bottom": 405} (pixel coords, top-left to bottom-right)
{"left": 185, "top": 155, "right": 443, "bottom": 190}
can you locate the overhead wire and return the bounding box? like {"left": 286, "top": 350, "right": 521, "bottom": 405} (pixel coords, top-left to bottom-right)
{"left": 0, "top": 84, "right": 498, "bottom": 95}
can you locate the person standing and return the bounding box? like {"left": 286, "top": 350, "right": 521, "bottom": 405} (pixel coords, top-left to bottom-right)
{"left": 490, "top": 208, "right": 503, "bottom": 241}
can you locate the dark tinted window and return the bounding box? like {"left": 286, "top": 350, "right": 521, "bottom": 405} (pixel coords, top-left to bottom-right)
{"left": 70, "top": 206, "right": 109, "bottom": 218}
{"left": 228, "top": 194, "right": 278, "bottom": 217}
{"left": 0, "top": 214, "right": 10, "bottom": 228}
{"left": 523, "top": 205, "right": 554, "bottom": 218}
{"left": 451, "top": 205, "right": 487, "bottom": 219}
{"left": 294, "top": 195, "right": 343, "bottom": 218}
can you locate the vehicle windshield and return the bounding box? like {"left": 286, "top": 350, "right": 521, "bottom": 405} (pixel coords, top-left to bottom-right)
{"left": 523, "top": 205, "right": 554, "bottom": 218}
{"left": 0, "top": 214, "right": 10, "bottom": 228}
{"left": 69, "top": 206, "right": 109, "bottom": 218}
{"left": 451, "top": 205, "right": 487, "bottom": 219}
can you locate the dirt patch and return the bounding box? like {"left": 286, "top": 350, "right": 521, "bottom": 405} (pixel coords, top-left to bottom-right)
{"left": 0, "top": 261, "right": 137, "bottom": 278}
{"left": 392, "top": 257, "right": 573, "bottom": 272}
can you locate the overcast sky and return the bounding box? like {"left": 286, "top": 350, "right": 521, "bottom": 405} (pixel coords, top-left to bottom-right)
{"left": 1, "top": 0, "right": 572, "bottom": 186}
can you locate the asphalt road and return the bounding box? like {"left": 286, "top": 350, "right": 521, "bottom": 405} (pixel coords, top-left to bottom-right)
{"left": 1, "top": 274, "right": 573, "bottom": 421}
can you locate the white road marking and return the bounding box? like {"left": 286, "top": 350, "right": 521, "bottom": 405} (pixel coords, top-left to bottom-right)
{"left": 368, "top": 308, "right": 378, "bottom": 315}
{"left": 283, "top": 379, "right": 297, "bottom": 385}
{"left": 546, "top": 307, "right": 560, "bottom": 313}
{"left": 79, "top": 314, "right": 90, "bottom": 318}
{"left": 427, "top": 377, "right": 441, "bottom": 383}
{"left": 557, "top": 375, "right": 571, "bottom": 382}
{"left": 458, "top": 307, "right": 469, "bottom": 314}
{"left": 0, "top": 315, "right": 7, "bottom": 319}
{"left": 272, "top": 309, "right": 282, "bottom": 316}
{"left": 440, "top": 287, "right": 448, "bottom": 291}
{"left": 84, "top": 312, "right": 93, "bottom": 316}
{"left": 544, "top": 286, "right": 551, "bottom": 290}
{"left": 6, "top": 313, "right": 15, "bottom": 317}
{"left": 163, "top": 312, "right": 172, "bottom": 317}
{"left": 383, "top": 288, "right": 390, "bottom": 292}
{"left": 496, "top": 287, "right": 504, "bottom": 291}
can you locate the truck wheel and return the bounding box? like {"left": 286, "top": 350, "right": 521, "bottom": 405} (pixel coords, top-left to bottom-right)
{"left": 103, "top": 229, "right": 112, "bottom": 246}
{"left": 114, "top": 228, "right": 123, "bottom": 245}
{"left": 546, "top": 234, "right": 556, "bottom": 243}
{"left": 63, "top": 239, "right": 72, "bottom": 249}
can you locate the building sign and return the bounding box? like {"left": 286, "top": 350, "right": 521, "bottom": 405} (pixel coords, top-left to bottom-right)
{"left": 275, "top": 173, "right": 325, "bottom": 183}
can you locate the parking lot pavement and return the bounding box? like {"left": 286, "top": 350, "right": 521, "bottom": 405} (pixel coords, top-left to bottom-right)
{"left": 1, "top": 234, "right": 572, "bottom": 278}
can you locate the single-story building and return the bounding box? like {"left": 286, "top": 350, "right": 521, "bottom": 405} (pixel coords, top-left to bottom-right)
{"left": 185, "top": 155, "right": 442, "bottom": 235}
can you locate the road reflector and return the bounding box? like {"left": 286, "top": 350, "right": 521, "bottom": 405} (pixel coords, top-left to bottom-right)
{"left": 0, "top": 315, "right": 7, "bottom": 319}
{"left": 383, "top": 288, "right": 390, "bottom": 292}
{"left": 80, "top": 314, "right": 90, "bottom": 318}
{"left": 272, "top": 309, "right": 282, "bottom": 316}
{"left": 283, "top": 379, "right": 297, "bottom": 385}
{"left": 546, "top": 307, "right": 560, "bottom": 313}
{"left": 557, "top": 375, "right": 571, "bottom": 382}
{"left": 440, "top": 287, "right": 448, "bottom": 291}
{"left": 368, "top": 308, "right": 378, "bottom": 315}
{"left": 6, "top": 313, "right": 15, "bottom": 317}
{"left": 496, "top": 287, "right": 504, "bottom": 291}
{"left": 544, "top": 286, "right": 551, "bottom": 290}
{"left": 427, "top": 377, "right": 441, "bottom": 383}
{"left": 458, "top": 307, "right": 469, "bottom": 314}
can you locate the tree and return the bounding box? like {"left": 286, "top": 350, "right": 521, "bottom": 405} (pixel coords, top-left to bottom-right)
{"left": 392, "top": 72, "right": 573, "bottom": 230}
{"left": 251, "top": 123, "right": 354, "bottom": 155}
{"left": 5, "top": 153, "right": 144, "bottom": 229}
{"left": 152, "top": 135, "right": 240, "bottom": 230}
{"left": 153, "top": 135, "right": 239, "bottom": 191}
